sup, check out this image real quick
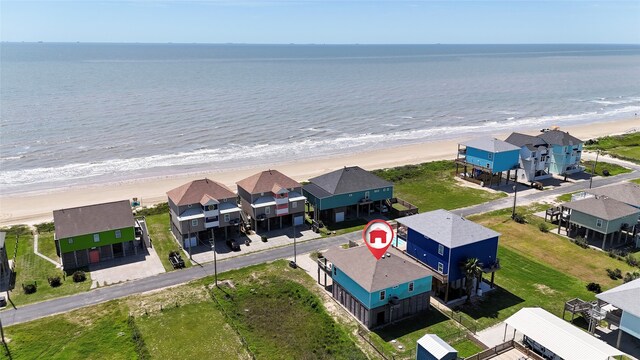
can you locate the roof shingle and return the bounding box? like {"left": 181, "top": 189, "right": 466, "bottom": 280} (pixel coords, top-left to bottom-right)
{"left": 167, "top": 178, "right": 236, "bottom": 206}
{"left": 537, "top": 130, "right": 582, "bottom": 146}
{"left": 307, "top": 166, "right": 392, "bottom": 196}
{"left": 236, "top": 170, "right": 301, "bottom": 194}
{"left": 586, "top": 182, "right": 640, "bottom": 208}
{"left": 563, "top": 197, "right": 639, "bottom": 221}
{"left": 461, "top": 137, "right": 520, "bottom": 153}
{"left": 53, "top": 200, "right": 134, "bottom": 239}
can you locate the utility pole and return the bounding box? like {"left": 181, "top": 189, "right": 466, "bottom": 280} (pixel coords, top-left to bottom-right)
{"left": 210, "top": 228, "right": 217, "bottom": 287}
{"left": 589, "top": 150, "right": 600, "bottom": 189}
{"left": 511, "top": 168, "right": 519, "bottom": 219}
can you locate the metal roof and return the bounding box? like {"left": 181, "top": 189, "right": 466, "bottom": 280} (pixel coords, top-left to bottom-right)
{"left": 416, "top": 334, "right": 457, "bottom": 359}
{"left": 563, "top": 197, "right": 639, "bottom": 222}
{"left": 396, "top": 209, "right": 500, "bottom": 248}
{"left": 460, "top": 137, "right": 520, "bottom": 153}
{"left": 537, "top": 129, "right": 582, "bottom": 146}
{"left": 504, "top": 307, "right": 625, "bottom": 360}
{"left": 596, "top": 278, "right": 640, "bottom": 318}
{"left": 307, "top": 166, "right": 393, "bottom": 196}
{"left": 323, "top": 246, "right": 435, "bottom": 293}
{"left": 587, "top": 182, "right": 640, "bottom": 208}
{"left": 53, "top": 200, "right": 135, "bottom": 239}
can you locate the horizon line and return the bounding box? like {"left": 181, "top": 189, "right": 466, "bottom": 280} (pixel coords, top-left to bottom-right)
{"left": 2, "top": 41, "right": 640, "bottom": 46}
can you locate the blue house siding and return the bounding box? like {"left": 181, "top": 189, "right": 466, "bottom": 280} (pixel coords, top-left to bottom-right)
{"left": 304, "top": 187, "right": 393, "bottom": 211}
{"left": 621, "top": 311, "right": 640, "bottom": 340}
{"left": 447, "top": 237, "right": 499, "bottom": 282}
{"left": 465, "top": 147, "right": 519, "bottom": 173}
{"left": 406, "top": 228, "right": 450, "bottom": 275}
{"left": 369, "top": 276, "right": 432, "bottom": 309}
{"left": 332, "top": 265, "right": 373, "bottom": 308}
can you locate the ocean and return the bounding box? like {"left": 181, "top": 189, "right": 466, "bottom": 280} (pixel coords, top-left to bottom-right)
{"left": 1, "top": 43, "right": 639, "bottom": 194}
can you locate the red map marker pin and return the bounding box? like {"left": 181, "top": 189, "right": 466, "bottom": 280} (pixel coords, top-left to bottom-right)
{"left": 362, "top": 219, "right": 394, "bottom": 260}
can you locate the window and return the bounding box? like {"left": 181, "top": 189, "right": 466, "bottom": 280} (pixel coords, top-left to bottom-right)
{"left": 224, "top": 214, "right": 230, "bottom": 222}
{"left": 531, "top": 151, "right": 536, "bottom": 158}
{"left": 333, "top": 266, "right": 337, "bottom": 276}
{"left": 364, "top": 191, "right": 370, "bottom": 199}
{"left": 115, "top": 230, "right": 121, "bottom": 239}
{"left": 260, "top": 192, "right": 264, "bottom": 196}
{"left": 265, "top": 207, "right": 270, "bottom": 214}
{"left": 438, "top": 244, "right": 444, "bottom": 256}
{"left": 68, "top": 238, "right": 74, "bottom": 244}
{"left": 392, "top": 285, "right": 399, "bottom": 289}
{"left": 191, "top": 219, "right": 198, "bottom": 226}
{"left": 292, "top": 201, "right": 297, "bottom": 208}
{"left": 488, "top": 153, "right": 493, "bottom": 160}
{"left": 205, "top": 216, "right": 218, "bottom": 223}
{"left": 187, "top": 204, "right": 192, "bottom": 208}
{"left": 437, "top": 262, "right": 444, "bottom": 273}
{"left": 374, "top": 189, "right": 379, "bottom": 193}
{"left": 207, "top": 204, "right": 217, "bottom": 211}
{"left": 379, "top": 290, "right": 386, "bottom": 301}
{"left": 93, "top": 234, "right": 100, "bottom": 243}
{"left": 349, "top": 194, "right": 353, "bottom": 197}
{"left": 596, "top": 218, "right": 603, "bottom": 228}
{"left": 409, "top": 282, "right": 414, "bottom": 292}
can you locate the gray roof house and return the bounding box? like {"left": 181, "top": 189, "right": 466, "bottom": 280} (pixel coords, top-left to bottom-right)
{"left": 322, "top": 245, "right": 434, "bottom": 328}
{"left": 587, "top": 182, "right": 640, "bottom": 209}
{"left": 504, "top": 132, "right": 552, "bottom": 183}
{"left": 596, "top": 278, "right": 640, "bottom": 347}
{"left": 560, "top": 197, "right": 640, "bottom": 250}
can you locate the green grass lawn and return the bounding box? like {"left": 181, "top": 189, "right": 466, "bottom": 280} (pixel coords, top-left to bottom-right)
{"left": 582, "top": 159, "right": 631, "bottom": 176}
{"left": 136, "top": 301, "right": 249, "bottom": 359}
{"left": 585, "top": 132, "right": 640, "bottom": 164}
{"left": 210, "top": 261, "right": 367, "bottom": 360}
{"left": 556, "top": 191, "right": 579, "bottom": 203}
{"left": 37, "top": 231, "right": 59, "bottom": 262}
{"left": 145, "top": 213, "right": 192, "bottom": 271}
{"left": 4, "top": 301, "right": 138, "bottom": 360}
{"left": 0, "top": 225, "right": 91, "bottom": 307}
{"left": 323, "top": 218, "right": 369, "bottom": 236}
{"left": 632, "top": 178, "right": 640, "bottom": 185}
{"left": 371, "top": 309, "right": 483, "bottom": 359}
{"left": 373, "top": 161, "right": 507, "bottom": 213}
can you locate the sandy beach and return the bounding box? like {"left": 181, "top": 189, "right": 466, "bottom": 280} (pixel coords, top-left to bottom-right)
{"left": 1, "top": 117, "right": 638, "bottom": 226}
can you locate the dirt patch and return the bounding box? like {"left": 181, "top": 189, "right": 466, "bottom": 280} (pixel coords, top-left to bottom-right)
{"left": 126, "top": 284, "right": 210, "bottom": 317}
{"left": 453, "top": 176, "right": 502, "bottom": 194}
{"left": 534, "top": 283, "right": 556, "bottom": 295}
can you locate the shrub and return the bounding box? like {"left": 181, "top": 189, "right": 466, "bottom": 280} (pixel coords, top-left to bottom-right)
{"left": 23, "top": 283, "right": 37, "bottom": 294}
{"left": 573, "top": 236, "right": 588, "bottom": 249}
{"left": 261, "top": 235, "right": 268, "bottom": 242}
{"left": 512, "top": 213, "right": 526, "bottom": 224}
{"left": 606, "top": 268, "right": 622, "bottom": 280}
{"left": 48, "top": 275, "right": 62, "bottom": 287}
{"left": 35, "top": 222, "right": 55, "bottom": 233}
{"left": 72, "top": 270, "right": 86, "bottom": 283}
{"left": 134, "top": 202, "right": 169, "bottom": 217}
{"left": 586, "top": 282, "right": 602, "bottom": 293}
{"left": 614, "top": 268, "right": 623, "bottom": 279}
{"left": 624, "top": 271, "right": 640, "bottom": 283}
{"left": 538, "top": 222, "right": 549, "bottom": 233}
{"left": 625, "top": 254, "right": 639, "bottom": 267}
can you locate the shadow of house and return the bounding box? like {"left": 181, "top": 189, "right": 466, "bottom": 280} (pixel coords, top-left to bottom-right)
{"left": 0, "top": 232, "right": 13, "bottom": 291}
{"left": 455, "top": 285, "right": 525, "bottom": 322}
{"left": 374, "top": 308, "right": 451, "bottom": 342}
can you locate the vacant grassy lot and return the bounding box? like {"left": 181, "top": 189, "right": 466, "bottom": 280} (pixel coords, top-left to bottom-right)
{"left": 371, "top": 309, "right": 483, "bottom": 359}
{"left": 210, "top": 261, "right": 367, "bottom": 359}
{"left": 37, "top": 231, "right": 59, "bottom": 262}
{"left": 0, "top": 225, "right": 91, "bottom": 307}
{"left": 585, "top": 132, "right": 640, "bottom": 164}
{"left": 5, "top": 301, "right": 138, "bottom": 360}
{"left": 582, "top": 159, "right": 631, "bottom": 176}
{"left": 373, "top": 161, "right": 507, "bottom": 213}
{"left": 145, "top": 213, "right": 192, "bottom": 271}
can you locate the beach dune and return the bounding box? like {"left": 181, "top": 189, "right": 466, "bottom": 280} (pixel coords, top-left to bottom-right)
{"left": 1, "top": 118, "right": 638, "bottom": 226}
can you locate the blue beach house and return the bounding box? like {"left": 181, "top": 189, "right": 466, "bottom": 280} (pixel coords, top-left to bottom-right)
{"left": 536, "top": 129, "right": 583, "bottom": 177}
{"left": 597, "top": 278, "right": 640, "bottom": 349}
{"left": 456, "top": 137, "right": 520, "bottom": 187}
{"left": 397, "top": 209, "right": 501, "bottom": 302}
{"left": 322, "top": 246, "right": 434, "bottom": 329}
{"left": 303, "top": 166, "right": 393, "bottom": 223}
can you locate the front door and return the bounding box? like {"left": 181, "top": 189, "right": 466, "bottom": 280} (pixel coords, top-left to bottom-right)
{"left": 376, "top": 311, "right": 385, "bottom": 326}
{"left": 89, "top": 249, "right": 100, "bottom": 264}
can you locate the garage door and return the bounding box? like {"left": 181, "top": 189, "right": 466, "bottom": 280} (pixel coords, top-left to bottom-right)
{"left": 335, "top": 212, "right": 345, "bottom": 223}
{"left": 294, "top": 215, "right": 304, "bottom": 226}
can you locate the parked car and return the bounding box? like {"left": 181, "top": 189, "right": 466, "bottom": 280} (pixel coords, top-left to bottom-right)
{"left": 226, "top": 239, "right": 240, "bottom": 251}
{"left": 375, "top": 204, "right": 389, "bottom": 213}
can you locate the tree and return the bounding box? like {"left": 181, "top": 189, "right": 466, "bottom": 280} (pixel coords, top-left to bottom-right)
{"left": 461, "top": 257, "right": 483, "bottom": 304}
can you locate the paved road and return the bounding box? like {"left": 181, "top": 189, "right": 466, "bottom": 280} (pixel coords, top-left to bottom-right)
{"left": 3, "top": 154, "right": 638, "bottom": 327}
{"left": 0, "top": 232, "right": 360, "bottom": 326}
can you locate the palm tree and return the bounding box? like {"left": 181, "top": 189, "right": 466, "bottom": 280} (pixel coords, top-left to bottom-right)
{"left": 461, "top": 257, "right": 483, "bottom": 303}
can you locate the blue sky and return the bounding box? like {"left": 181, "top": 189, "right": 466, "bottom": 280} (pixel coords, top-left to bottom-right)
{"left": 1, "top": 1, "right": 639, "bottom": 44}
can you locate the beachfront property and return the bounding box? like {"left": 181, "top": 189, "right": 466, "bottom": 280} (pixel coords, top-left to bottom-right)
{"left": 504, "top": 132, "right": 552, "bottom": 184}
{"left": 236, "top": 170, "right": 306, "bottom": 232}
{"left": 53, "top": 200, "right": 142, "bottom": 269}
{"left": 321, "top": 245, "right": 433, "bottom": 329}
{"left": 302, "top": 166, "right": 393, "bottom": 223}
{"left": 455, "top": 137, "right": 520, "bottom": 187}
{"left": 396, "top": 209, "right": 501, "bottom": 302}
{"left": 0, "top": 232, "right": 12, "bottom": 291}
{"left": 503, "top": 307, "right": 625, "bottom": 360}
{"left": 537, "top": 128, "right": 584, "bottom": 177}
{"left": 167, "top": 178, "right": 241, "bottom": 248}
{"left": 559, "top": 197, "right": 640, "bottom": 250}
{"left": 597, "top": 278, "right": 640, "bottom": 349}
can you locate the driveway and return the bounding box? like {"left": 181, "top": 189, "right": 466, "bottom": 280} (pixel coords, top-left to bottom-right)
{"left": 89, "top": 247, "right": 165, "bottom": 289}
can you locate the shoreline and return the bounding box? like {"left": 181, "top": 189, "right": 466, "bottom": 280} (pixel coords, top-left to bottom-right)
{"left": 1, "top": 117, "right": 638, "bottom": 226}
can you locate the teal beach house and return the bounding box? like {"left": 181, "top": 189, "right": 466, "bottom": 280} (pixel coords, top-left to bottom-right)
{"left": 302, "top": 166, "right": 393, "bottom": 223}
{"left": 537, "top": 129, "right": 583, "bottom": 177}
{"left": 456, "top": 137, "right": 520, "bottom": 187}
{"left": 322, "top": 246, "right": 434, "bottom": 328}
